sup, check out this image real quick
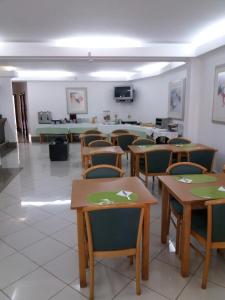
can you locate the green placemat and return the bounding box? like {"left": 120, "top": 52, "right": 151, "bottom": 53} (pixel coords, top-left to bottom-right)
{"left": 191, "top": 186, "right": 225, "bottom": 199}
{"left": 175, "top": 174, "right": 217, "bottom": 184}
{"left": 174, "top": 143, "right": 195, "bottom": 148}
{"left": 87, "top": 191, "right": 138, "bottom": 205}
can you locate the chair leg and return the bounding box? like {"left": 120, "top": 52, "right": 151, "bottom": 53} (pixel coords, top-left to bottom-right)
{"left": 89, "top": 256, "right": 95, "bottom": 300}
{"left": 145, "top": 175, "right": 148, "bottom": 187}
{"left": 176, "top": 219, "right": 181, "bottom": 255}
{"left": 129, "top": 255, "right": 133, "bottom": 265}
{"left": 135, "top": 252, "right": 141, "bottom": 295}
{"left": 202, "top": 247, "right": 211, "bottom": 289}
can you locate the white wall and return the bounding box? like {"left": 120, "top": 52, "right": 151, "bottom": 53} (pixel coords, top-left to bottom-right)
{"left": 0, "top": 77, "right": 17, "bottom": 142}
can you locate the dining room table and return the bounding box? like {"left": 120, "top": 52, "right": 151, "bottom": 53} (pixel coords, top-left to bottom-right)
{"left": 71, "top": 176, "right": 157, "bottom": 287}
{"left": 81, "top": 145, "right": 125, "bottom": 169}
{"left": 158, "top": 172, "right": 225, "bottom": 278}
{"left": 129, "top": 143, "right": 217, "bottom": 177}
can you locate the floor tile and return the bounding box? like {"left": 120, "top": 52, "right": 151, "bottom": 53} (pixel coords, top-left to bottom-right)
{"left": 178, "top": 275, "right": 225, "bottom": 300}
{"left": 0, "top": 253, "right": 37, "bottom": 288}
{"left": 0, "top": 192, "right": 20, "bottom": 209}
{"left": 150, "top": 233, "right": 167, "bottom": 259}
{"left": 141, "top": 259, "right": 189, "bottom": 299}
{"left": 22, "top": 237, "right": 69, "bottom": 265}
{"left": 50, "top": 286, "right": 87, "bottom": 300}
{"left": 51, "top": 224, "right": 77, "bottom": 248}
{"left": 0, "top": 210, "right": 10, "bottom": 222}
{"left": 33, "top": 215, "right": 70, "bottom": 235}
{"left": 100, "top": 257, "right": 136, "bottom": 280}
{"left": 115, "top": 281, "right": 168, "bottom": 299}
{"left": 2, "top": 226, "right": 46, "bottom": 251}
{"left": 71, "top": 263, "right": 130, "bottom": 300}
{"left": 0, "top": 241, "right": 16, "bottom": 261}
{"left": 0, "top": 217, "right": 27, "bottom": 238}
{"left": 4, "top": 268, "right": 65, "bottom": 300}
{"left": 0, "top": 291, "right": 10, "bottom": 300}
{"left": 43, "top": 249, "right": 80, "bottom": 284}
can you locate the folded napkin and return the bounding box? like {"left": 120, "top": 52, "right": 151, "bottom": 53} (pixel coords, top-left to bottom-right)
{"left": 218, "top": 186, "right": 225, "bottom": 192}
{"left": 117, "top": 190, "right": 133, "bottom": 200}
{"left": 178, "top": 177, "right": 192, "bottom": 183}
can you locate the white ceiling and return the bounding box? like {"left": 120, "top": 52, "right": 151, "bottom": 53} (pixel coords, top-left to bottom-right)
{"left": 0, "top": 0, "right": 225, "bottom": 80}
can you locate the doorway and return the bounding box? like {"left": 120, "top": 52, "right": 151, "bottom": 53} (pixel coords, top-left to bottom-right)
{"left": 12, "top": 82, "right": 29, "bottom": 143}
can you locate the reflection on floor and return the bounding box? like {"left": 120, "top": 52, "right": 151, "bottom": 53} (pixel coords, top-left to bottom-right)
{"left": 0, "top": 143, "right": 224, "bottom": 300}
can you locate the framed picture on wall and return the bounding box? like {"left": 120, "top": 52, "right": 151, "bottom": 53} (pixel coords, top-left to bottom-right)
{"left": 66, "top": 87, "right": 88, "bottom": 114}
{"left": 212, "top": 65, "right": 225, "bottom": 123}
{"left": 168, "top": 79, "right": 186, "bottom": 120}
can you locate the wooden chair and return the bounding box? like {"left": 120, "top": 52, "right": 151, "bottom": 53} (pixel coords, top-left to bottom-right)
{"left": 155, "top": 136, "right": 169, "bottom": 144}
{"left": 138, "top": 149, "right": 172, "bottom": 186}
{"left": 84, "top": 204, "right": 144, "bottom": 299}
{"left": 132, "top": 138, "right": 155, "bottom": 145}
{"left": 111, "top": 129, "right": 129, "bottom": 134}
{"left": 117, "top": 134, "right": 136, "bottom": 159}
{"left": 83, "top": 129, "right": 102, "bottom": 134}
{"left": 166, "top": 162, "right": 207, "bottom": 255}
{"left": 82, "top": 164, "right": 124, "bottom": 179}
{"left": 90, "top": 152, "right": 119, "bottom": 167}
{"left": 168, "top": 137, "right": 191, "bottom": 144}
{"left": 83, "top": 135, "right": 106, "bottom": 147}
{"left": 88, "top": 140, "right": 112, "bottom": 147}
{"left": 188, "top": 149, "right": 216, "bottom": 172}
{"left": 190, "top": 199, "right": 225, "bottom": 288}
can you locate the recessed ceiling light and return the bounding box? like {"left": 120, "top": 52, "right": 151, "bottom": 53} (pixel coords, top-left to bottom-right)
{"left": 136, "top": 62, "right": 169, "bottom": 75}
{"left": 1, "top": 66, "right": 18, "bottom": 71}
{"left": 54, "top": 35, "right": 144, "bottom": 48}
{"left": 16, "top": 70, "right": 76, "bottom": 80}
{"left": 90, "top": 71, "right": 135, "bottom": 80}
{"left": 192, "top": 18, "right": 225, "bottom": 48}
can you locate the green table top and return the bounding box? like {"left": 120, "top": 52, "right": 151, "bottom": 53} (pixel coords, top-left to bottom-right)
{"left": 87, "top": 191, "right": 138, "bottom": 205}
{"left": 175, "top": 174, "right": 217, "bottom": 184}
{"left": 36, "top": 127, "right": 69, "bottom": 134}
{"left": 191, "top": 186, "right": 225, "bottom": 199}
{"left": 69, "top": 127, "right": 98, "bottom": 134}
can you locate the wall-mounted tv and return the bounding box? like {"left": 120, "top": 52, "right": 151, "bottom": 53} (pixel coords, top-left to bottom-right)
{"left": 114, "top": 86, "right": 134, "bottom": 102}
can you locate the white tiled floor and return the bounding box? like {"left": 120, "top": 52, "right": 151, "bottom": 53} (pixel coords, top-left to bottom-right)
{"left": 0, "top": 142, "right": 224, "bottom": 300}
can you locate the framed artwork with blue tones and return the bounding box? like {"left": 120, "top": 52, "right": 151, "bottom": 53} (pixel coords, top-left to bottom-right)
{"left": 212, "top": 65, "right": 225, "bottom": 123}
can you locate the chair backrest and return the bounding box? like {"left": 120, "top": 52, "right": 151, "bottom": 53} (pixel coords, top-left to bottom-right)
{"left": 168, "top": 137, "right": 191, "bottom": 144}
{"left": 91, "top": 152, "right": 118, "bottom": 166}
{"left": 145, "top": 149, "right": 172, "bottom": 173}
{"left": 132, "top": 138, "right": 155, "bottom": 145}
{"left": 117, "top": 134, "right": 136, "bottom": 151}
{"left": 188, "top": 149, "right": 216, "bottom": 172}
{"left": 88, "top": 140, "right": 112, "bottom": 147}
{"left": 155, "top": 136, "right": 169, "bottom": 144}
{"left": 112, "top": 129, "right": 129, "bottom": 134}
{"left": 166, "top": 162, "right": 207, "bottom": 175}
{"left": 83, "top": 135, "right": 104, "bottom": 146}
{"left": 84, "top": 205, "right": 144, "bottom": 251}
{"left": 84, "top": 129, "right": 102, "bottom": 134}
{"left": 83, "top": 165, "right": 124, "bottom": 179}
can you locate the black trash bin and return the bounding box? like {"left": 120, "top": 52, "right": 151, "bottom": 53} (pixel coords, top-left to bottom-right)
{"left": 49, "top": 137, "right": 69, "bottom": 161}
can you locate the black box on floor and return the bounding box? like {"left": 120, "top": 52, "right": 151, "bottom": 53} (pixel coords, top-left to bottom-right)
{"left": 49, "top": 139, "right": 69, "bottom": 161}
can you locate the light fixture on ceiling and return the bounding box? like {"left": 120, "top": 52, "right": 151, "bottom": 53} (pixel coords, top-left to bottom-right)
{"left": 54, "top": 35, "right": 144, "bottom": 48}
{"left": 15, "top": 70, "right": 76, "bottom": 80}
{"left": 90, "top": 70, "right": 135, "bottom": 80}
{"left": 136, "top": 62, "right": 169, "bottom": 76}
{"left": 192, "top": 18, "right": 225, "bottom": 48}
{"left": 1, "top": 66, "right": 18, "bottom": 71}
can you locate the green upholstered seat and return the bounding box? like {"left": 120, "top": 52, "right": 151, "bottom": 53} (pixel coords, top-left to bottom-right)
{"left": 89, "top": 208, "right": 141, "bottom": 251}
{"left": 84, "top": 129, "right": 102, "bottom": 134}
{"left": 117, "top": 134, "right": 136, "bottom": 151}
{"left": 140, "top": 150, "right": 172, "bottom": 173}
{"left": 83, "top": 135, "right": 103, "bottom": 146}
{"left": 191, "top": 209, "right": 207, "bottom": 239}
{"left": 91, "top": 153, "right": 117, "bottom": 166}
{"left": 188, "top": 150, "right": 215, "bottom": 172}
{"left": 132, "top": 138, "right": 155, "bottom": 145}
{"left": 85, "top": 167, "right": 122, "bottom": 179}
{"left": 155, "top": 136, "right": 169, "bottom": 144}
{"left": 168, "top": 138, "right": 191, "bottom": 144}
{"left": 112, "top": 129, "right": 129, "bottom": 134}
{"left": 89, "top": 140, "right": 112, "bottom": 147}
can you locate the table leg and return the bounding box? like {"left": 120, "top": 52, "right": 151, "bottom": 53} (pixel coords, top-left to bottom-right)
{"left": 130, "top": 152, "right": 133, "bottom": 176}
{"left": 142, "top": 204, "right": 150, "bottom": 280}
{"left": 77, "top": 209, "right": 87, "bottom": 287}
{"left": 181, "top": 204, "right": 192, "bottom": 277}
{"left": 118, "top": 155, "right": 122, "bottom": 169}
{"left": 161, "top": 184, "right": 170, "bottom": 244}
{"left": 135, "top": 154, "right": 140, "bottom": 177}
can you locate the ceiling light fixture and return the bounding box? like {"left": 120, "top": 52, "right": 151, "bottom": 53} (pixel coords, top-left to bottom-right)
{"left": 1, "top": 66, "right": 18, "bottom": 71}
{"left": 137, "top": 62, "right": 169, "bottom": 75}
{"left": 16, "top": 70, "right": 76, "bottom": 80}
{"left": 90, "top": 71, "right": 135, "bottom": 80}
{"left": 54, "top": 35, "right": 144, "bottom": 48}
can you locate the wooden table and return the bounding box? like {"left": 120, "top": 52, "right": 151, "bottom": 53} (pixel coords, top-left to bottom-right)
{"left": 158, "top": 172, "right": 225, "bottom": 277}
{"left": 129, "top": 144, "right": 217, "bottom": 177}
{"left": 71, "top": 176, "right": 157, "bottom": 287}
{"left": 81, "top": 146, "right": 125, "bottom": 169}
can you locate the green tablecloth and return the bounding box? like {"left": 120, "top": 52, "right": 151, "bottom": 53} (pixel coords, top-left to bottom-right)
{"left": 36, "top": 127, "right": 69, "bottom": 135}
{"left": 191, "top": 186, "right": 225, "bottom": 199}
{"left": 87, "top": 191, "right": 138, "bottom": 205}
{"left": 69, "top": 127, "right": 98, "bottom": 134}
{"left": 175, "top": 174, "right": 217, "bottom": 184}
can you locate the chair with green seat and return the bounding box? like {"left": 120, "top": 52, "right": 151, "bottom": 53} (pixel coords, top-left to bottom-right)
{"left": 166, "top": 162, "right": 207, "bottom": 255}
{"left": 84, "top": 204, "right": 144, "bottom": 299}
{"left": 190, "top": 199, "right": 225, "bottom": 289}
{"left": 83, "top": 129, "right": 102, "bottom": 134}
{"left": 90, "top": 151, "right": 118, "bottom": 167}
{"left": 88, "top": 140, "right": 112, "bottom": 147}
{"left": 82, "top": 164, "right": 124, "bottom": 179}
{"left": 188, "top": 149, "right": 216, "bottom": 172}
{"left": 112, "top": 129, "right": 129, "bottom": 134}
{"left": 117, "top": 134, "right": 136, "bottom": 159}
{"left": 155, "top": 136, "right": 169, "bottom": 144}
{"left": 132, "top": 138, "right": 155, "bottom": 145}
{"left": 168, "top": 137, "right": 191, "bottom": 144}
{"left": 83, "top": 135, "right": 105, "bottom": 147}
{"left": 138, "top": 149, "right": 172, "bottom": 186}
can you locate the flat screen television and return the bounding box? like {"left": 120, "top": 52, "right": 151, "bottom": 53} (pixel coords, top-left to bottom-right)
{"left": 114, "top": 86, "right": 134, "bottom": 102}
